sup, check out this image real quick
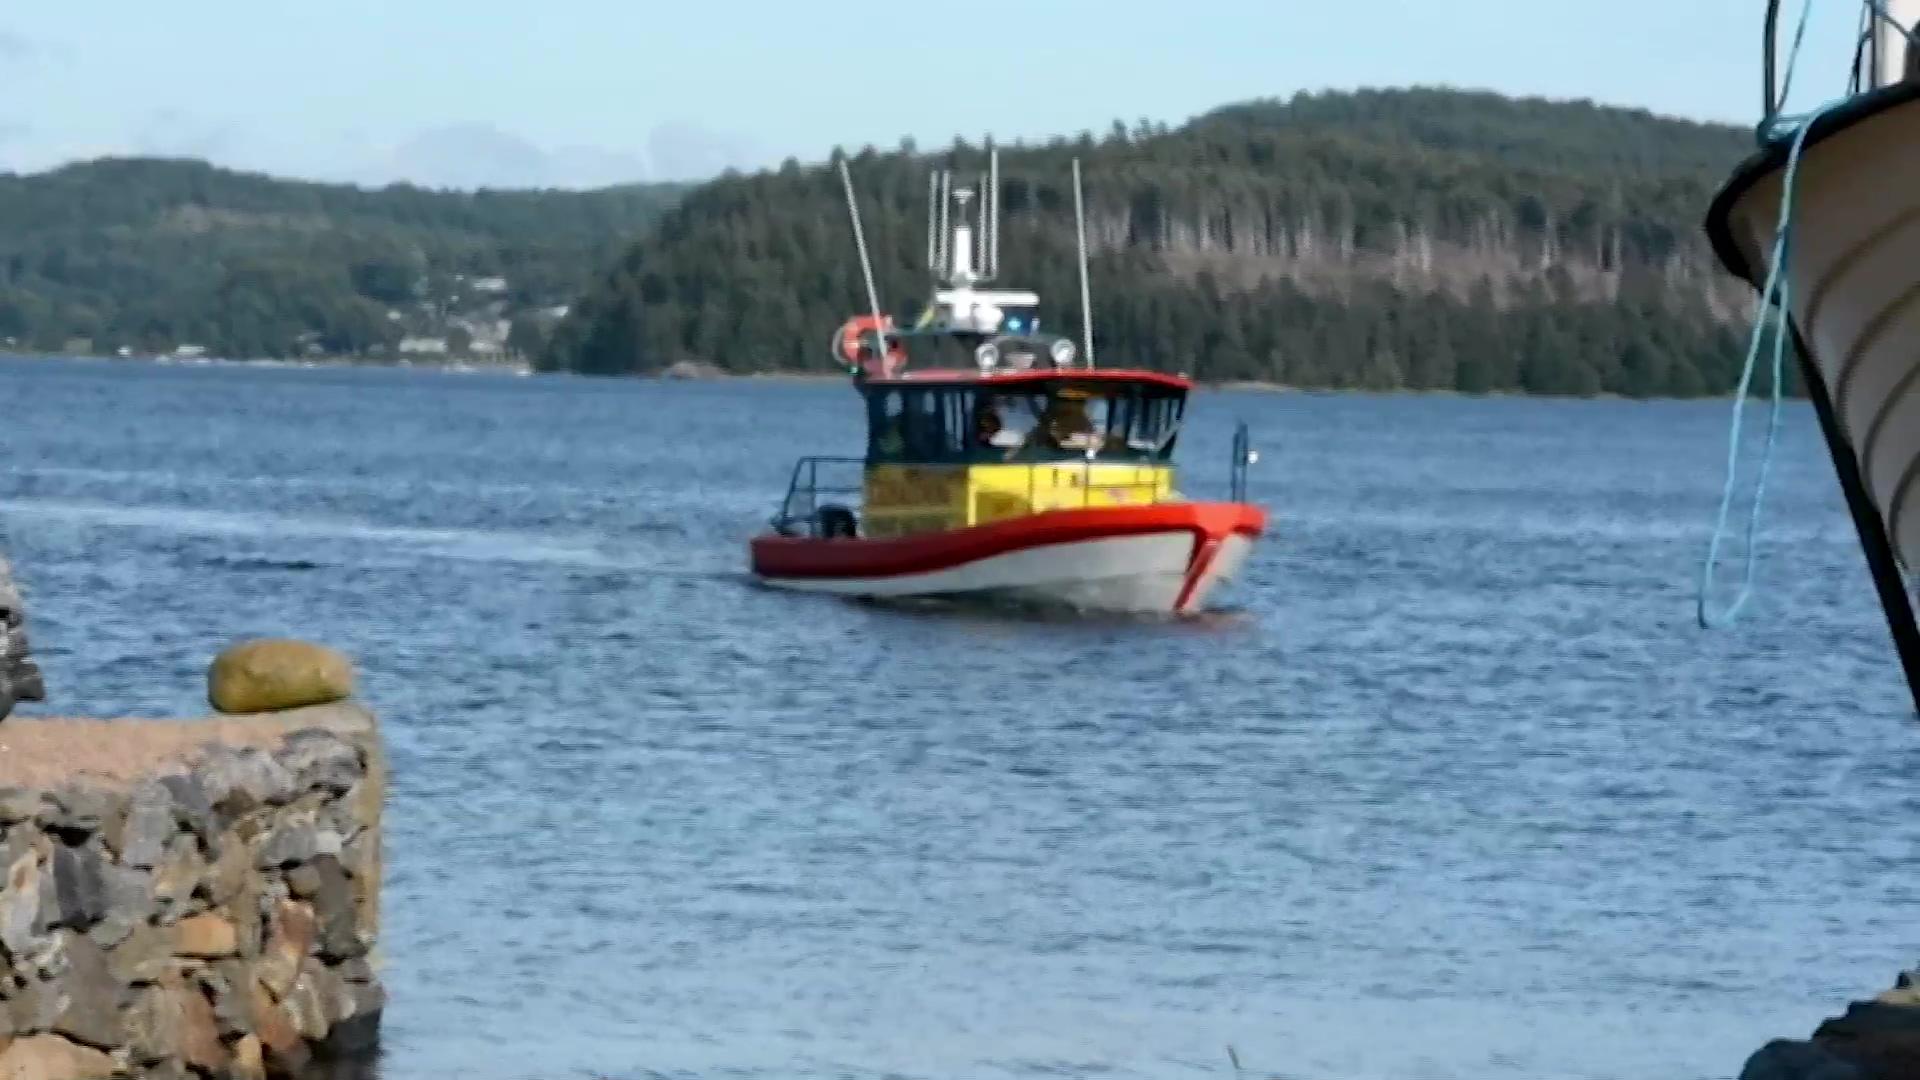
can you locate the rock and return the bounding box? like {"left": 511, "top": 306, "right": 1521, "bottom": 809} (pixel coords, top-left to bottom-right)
{"left": 287, "top": 864, "right": 322, "bottom": 900}
{"left": 326, "top": 786, "right": 369, "bottom": 848}
{"left": 36, "top": 788, "right": 112, "bottom": 842}
{"left": 207, "top": 639, "right": 355, "bottom": 714}
{"left": 257, "top": 816, "right": 341, "bottom": 870}
{"left": 0, "top": 790, "right": 43, "bottom": 826}
{"left": 30, "top": 865, "right": 53, "bottom": 939}
{"left": 206, "top": 827, "right": 257, "bottom": 909}
{"left": 232, "top": 1033, "right": 266, "bottom": 1080}
{"left": 279, "top": 730, "right": 362, "bottom": 795}
{"left": 110, "top": 783, "right": 177, "bottom": 869}
{"left": 198, "top": 746, "right": 297, "bottom": 820}
{"left": 0, "top": 553, "right": 47, "bottom": 722}
{"left": 172, "top": 914, "right": 238, "bottom": 959}
{"left": 122, "top": 984, "right": 183, "bottom": 1064}
{"left": 199, "top": 959, "right": 255, "bottom": 1039}
{"left": 42, "top": 932, "right": 122, "bottom": 1050}
{"left": 347, "top": 976, "right": 387, "bottom": 1019}
{"left": 133, "top": 1061, "right": 194, "bottom": 1080}
{"left": 150, "top": 833, "right": 205, "bottom": 923}
{"left": 325, "top": 1003, "right": 382, "bottom": 1057}
{"left": 22, "top": 930, "right": 63, "bottom": 979}
{"left": 106, "top": 922, "right": 169, "bottom": 986}
{"left": 258, "top": 900, "right": 315, "bottom": 1000}
{"left": 284, "top": 958, "right": 347, "bottom": 1039}
{"left": 8, "top": 975, "right": 55, "bottom": 1033}
{"left": 1740, "top": 1038, "right": 1869, "bottom": 1080}
{"left": 86, "top": 862, "right": 154, "bottom": 948}
{"left": 1808, "top": 1001, "right": 1920, "bottom": 1078}
{"left": 155, "top": 773, "right": 215, "bottom": 845}
{"left": 170, "top": 972, "right": 228, "bottom": 1073}
{"left": 1815, "top": 1001, "right": 1920, "bottom": 1041}
{"left": 47, "top": 844, "right": 105, "bottom": 932}
{"left": 336, "top": 956, "right": 375, "bottom": 985}
{"left": 308, "top": 855, "right": 362, "bottom": 960}
{"left": 251, "top": 979, "right": 309, "bottom": 1076}
{"left": 0, "top": 1034, "right": 115, "bottom": 1080}
{"left": 0, "top": 847, "right": 43, "bottom": 962}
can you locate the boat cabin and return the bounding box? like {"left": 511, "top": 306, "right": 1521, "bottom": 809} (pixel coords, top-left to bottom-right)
{"left": 857, "top": 368, "right": 1189, "bottom": 538}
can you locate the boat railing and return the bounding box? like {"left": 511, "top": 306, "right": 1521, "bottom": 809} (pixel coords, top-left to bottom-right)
{"left": 770, "top": 456, "right": 866, "bottom": 538}
{"left": 1230, "top": 421, "right": 1256, "bottom": 503}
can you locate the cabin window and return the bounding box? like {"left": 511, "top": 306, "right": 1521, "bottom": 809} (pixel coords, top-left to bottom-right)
{"left": 868, "top": 387, "right": 975, "bottom": 462}
{"left": 984, "top": 384, "right": 1186, "bottom": 462}
{"left": 867, "top": 382, "right": 1185, "bottom": 464}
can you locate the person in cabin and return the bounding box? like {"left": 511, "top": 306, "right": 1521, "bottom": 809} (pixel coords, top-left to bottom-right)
{"left": 976, "top": 396, "right": 1026, "bottom": 452}
{"left": 1042, "top": 393, "right": 1100, "bottom": 451}
{"left": 976, "top": 404, "right": 1003, "bottom": 447}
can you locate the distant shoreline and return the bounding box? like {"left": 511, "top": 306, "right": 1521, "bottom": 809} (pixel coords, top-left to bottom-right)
{"left": 0, "top": 352, "right": 1798, "bottom": 402}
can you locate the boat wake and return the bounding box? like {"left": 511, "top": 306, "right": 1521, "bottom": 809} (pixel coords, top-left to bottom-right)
{"left": 0, "top": 498, "right": 659, "bottom": 572}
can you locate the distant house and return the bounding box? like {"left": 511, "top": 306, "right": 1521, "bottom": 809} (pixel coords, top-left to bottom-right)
{"left": 397, "top": 336, "right": 449, "bottom": 355}
{"left": 469, "top": 276, "right": 508, "bottom": 294}
{"left": 172, "top": 344, "right": 207, "bottom": 359}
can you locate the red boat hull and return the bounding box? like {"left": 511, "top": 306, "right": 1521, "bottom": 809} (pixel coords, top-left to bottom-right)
{"left": 750, "top": 502, "right": 1266, "bottom": 615}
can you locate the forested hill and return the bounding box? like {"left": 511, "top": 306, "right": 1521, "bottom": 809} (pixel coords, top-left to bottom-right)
{"left": 0, "top": 158, "right": 685, "bottom": 359}
{"left": 546, "top": 88, "right": 1762, "bottom": 396}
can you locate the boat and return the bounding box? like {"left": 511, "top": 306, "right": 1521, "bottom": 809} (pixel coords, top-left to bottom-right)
{"left": 747, "top": 150, "right": 1267, "bottom": 615}
{"left": 1704, "top": 0, "right": 1920, "bottom": 709}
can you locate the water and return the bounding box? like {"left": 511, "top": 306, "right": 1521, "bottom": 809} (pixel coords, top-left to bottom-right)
{"left": 2, "top": 356, "right": 1916, "bottom": 1080}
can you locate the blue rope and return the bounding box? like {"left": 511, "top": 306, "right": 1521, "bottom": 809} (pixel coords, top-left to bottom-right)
{"left": 1697, "top": 0, "right": 1864, "bottom": 628}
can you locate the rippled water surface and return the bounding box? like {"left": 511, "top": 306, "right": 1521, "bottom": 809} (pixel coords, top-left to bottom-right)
{"left": 3, "top": 357, "right": 1917, "bottom": 1080}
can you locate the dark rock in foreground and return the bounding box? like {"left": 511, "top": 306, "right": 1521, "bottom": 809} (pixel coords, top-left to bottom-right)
{"left": 1740, "top": 970, "right": 1920, "bottom": 1079}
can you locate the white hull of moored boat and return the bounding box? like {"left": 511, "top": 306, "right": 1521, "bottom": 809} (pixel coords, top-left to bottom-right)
{"left": 1711, "top": 86, "right": 1920, "bottom": 571}
{"left": 757, "top": 531, "right": 1253, "bottom": 616}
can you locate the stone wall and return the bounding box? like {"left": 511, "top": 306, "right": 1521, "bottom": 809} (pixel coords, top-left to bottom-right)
{"left": 0, "top": 702, "right": 385, "bottom": 1079}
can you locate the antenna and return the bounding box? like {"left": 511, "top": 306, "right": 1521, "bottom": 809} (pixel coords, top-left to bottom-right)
{"left": 937, "top": 171, "right": 952, "bottom": 281}
{"left": 836, "top": 154, "right": 887, "bottom": 357}
{"left": 988, "top": 146, "right": 1000, "bottom": 279}
{"left": 1071, "top": 157, "right": 1095, "bottom": 369}
{"left": 926, "top": 172, "right": 940, "bottom": 274}
{"left": 976, "top": 169, "right": 989, "bottom": 280}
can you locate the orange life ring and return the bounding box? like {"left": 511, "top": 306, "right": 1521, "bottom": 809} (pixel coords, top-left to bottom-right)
{"left": 834, "top": 315, "right": 906, "bottom": 378}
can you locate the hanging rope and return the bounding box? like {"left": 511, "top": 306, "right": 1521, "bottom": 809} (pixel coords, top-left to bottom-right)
{"left": 1698, "top": 0, "right": 1814, "bottom": 628}
{"left": 1700, "top": 0, "right": 1920, "bottom": 628}
{"left": 1700, "top": 0, "right": 1895, "bottom": 627}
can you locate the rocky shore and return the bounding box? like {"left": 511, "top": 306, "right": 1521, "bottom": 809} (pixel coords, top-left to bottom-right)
{"left": 1741, "top": 970, "right": 1920, "bottom": 1079}
{"left": 0, "top": 702, "right": 385, "bottom": 1078}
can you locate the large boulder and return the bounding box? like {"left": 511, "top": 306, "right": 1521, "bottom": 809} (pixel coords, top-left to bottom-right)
{"left": 207, "top": 639, "right": 355, "bottom": 714}
{"left": 0, "top": 550, "right": 46, "bottom": 720}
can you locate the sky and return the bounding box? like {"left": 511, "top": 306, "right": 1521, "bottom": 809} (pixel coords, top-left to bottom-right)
{"left": 0, "top": 0, "right": 1881, "bottom": 190}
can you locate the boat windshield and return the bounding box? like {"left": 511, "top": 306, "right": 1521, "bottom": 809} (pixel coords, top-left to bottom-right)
{"left": 866, "top": 380, "right": 1186, "bottom": 465}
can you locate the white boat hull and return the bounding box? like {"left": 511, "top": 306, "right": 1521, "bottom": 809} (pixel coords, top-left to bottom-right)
{"left": 1711, "top": 88, "right": 1920, "bottom": 571}
{"left": 759, "top": 531, "right": 1253, "bottom": 616}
